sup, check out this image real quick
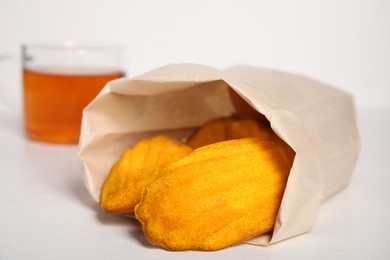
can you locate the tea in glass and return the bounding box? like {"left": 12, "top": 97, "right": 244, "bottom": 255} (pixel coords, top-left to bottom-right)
{"left": 22, "top": 43, "right": 125, "bottom": 144}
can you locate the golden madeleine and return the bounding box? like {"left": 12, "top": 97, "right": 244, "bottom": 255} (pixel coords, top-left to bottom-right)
{"left": 135, "top": 138, "right": 292, "bottom": 251}
{"left": 186, "top": 117, "right": 273, "bottom": 149}
{"left": 186, "top": 117, "right": 235, "bottom": 149}
{"left": 99, "top": 135, "right": 193, "bottom": 214}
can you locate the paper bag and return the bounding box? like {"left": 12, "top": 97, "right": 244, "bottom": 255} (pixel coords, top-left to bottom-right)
{"left": 78, "top": 64, "right": 360, "bottom": 245}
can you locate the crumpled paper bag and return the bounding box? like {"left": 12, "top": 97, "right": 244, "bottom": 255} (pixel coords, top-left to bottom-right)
{"left": 79, "top": 63, "right": 360, "bottom": 245}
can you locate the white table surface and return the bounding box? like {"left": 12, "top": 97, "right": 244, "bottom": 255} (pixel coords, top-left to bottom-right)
{"left": 0, "top": 107, "right": 389, "bottom": 260}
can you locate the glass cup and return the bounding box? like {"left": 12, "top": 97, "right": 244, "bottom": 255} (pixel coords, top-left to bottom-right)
{"left": 22, "top": 42, "right": 125, "bottom": 144}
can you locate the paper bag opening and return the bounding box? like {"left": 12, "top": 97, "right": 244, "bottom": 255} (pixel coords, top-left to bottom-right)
{"left": 79, "top": 63, "right": 360, "bottom": 246}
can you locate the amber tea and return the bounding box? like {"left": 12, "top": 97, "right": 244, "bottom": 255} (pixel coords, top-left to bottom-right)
{"left": 23, "top": 68, "right": 124, "bottom": 144}
{"left": 22, "top": 42, "right": 125, "bottom": 144}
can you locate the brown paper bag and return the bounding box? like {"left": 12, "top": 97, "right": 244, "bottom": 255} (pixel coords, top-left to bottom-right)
{"left": 78, "top": 64, "right": 360, "bottom": 245}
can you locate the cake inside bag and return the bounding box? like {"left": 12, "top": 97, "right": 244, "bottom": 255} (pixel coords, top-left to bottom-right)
{"left": 98, "top": 90, "right": 295, "bottom": 251}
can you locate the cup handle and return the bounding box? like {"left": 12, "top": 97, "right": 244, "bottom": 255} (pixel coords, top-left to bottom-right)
{"left": 0, "top": 53, "right": 21, "bottom": 115}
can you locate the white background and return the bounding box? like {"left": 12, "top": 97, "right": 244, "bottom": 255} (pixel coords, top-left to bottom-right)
{"left": 0, "top": 1, "right": 390, "bottom": 259}
{"left": 1, "top": 0, "right": 389, "bottom": 113}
